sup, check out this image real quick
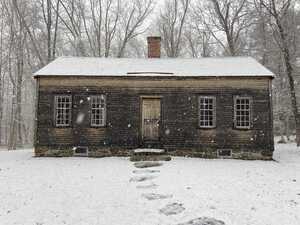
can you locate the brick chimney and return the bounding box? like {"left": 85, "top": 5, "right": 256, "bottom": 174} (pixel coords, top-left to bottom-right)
{"left": 147, "top": 36, "right": 161, "bottom": 58}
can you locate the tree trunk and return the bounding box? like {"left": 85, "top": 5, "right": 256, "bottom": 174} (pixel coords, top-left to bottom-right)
{"left": 272, "top": 3, "right": 300, "bottom": 146}
{"left": 0, "top": 73, "right": 3, "bottom": 145}
{"left": 295, "top": 114, "right": 300, "bottom": 146}
{"left": 8, "top": 86, "right": 17, "bottom": 150}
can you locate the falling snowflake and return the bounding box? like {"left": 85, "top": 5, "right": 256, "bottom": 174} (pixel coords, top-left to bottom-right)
{"left": 76, "top": 113, "right": 85, "bottom": 124}
{"left": 165, "top": 129, "right": 170, "bottom": 135}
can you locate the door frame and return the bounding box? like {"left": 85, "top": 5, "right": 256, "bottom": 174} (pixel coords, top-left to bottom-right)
{"left": 139, "top": 95, "right": 162, "bottom": 144}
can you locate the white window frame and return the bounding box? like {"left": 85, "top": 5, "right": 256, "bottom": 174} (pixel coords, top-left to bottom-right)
{"left": 90, "top": 95, "right": 106, "bottom": 127}
{"left": 54, "top": 95, "right": 72, "bottom": 127}
{"left": 198, "top": 96, "right": 216, "bottom": 128}
{"left": 234, "top": 96, "right": 252, "bottom": 129}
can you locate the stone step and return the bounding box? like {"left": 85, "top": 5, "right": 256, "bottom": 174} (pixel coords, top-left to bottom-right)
{"left": 133, "top": 148, "right": 165, "bottom": 155}
{"left": 130, "top": 154, "right": 171, "bottom": 162}
{"left": 131, "top": 148, "right": 171, "bottom": 161}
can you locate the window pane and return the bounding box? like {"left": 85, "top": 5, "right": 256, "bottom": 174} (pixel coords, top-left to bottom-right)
{"left": 55, "top": 96, "right": 72, "bottom": 126}
{"left": 199, "top": 96, "right": 215, "bottom": 128}
{"left": 90, "top": 95, "right": 106, "bottom": 126}
{"left": 235, "top": 97, "right": 251, "bottom": 128}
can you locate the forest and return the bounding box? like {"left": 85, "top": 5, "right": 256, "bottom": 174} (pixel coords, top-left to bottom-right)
{"left": 0, "top": 0, "right": 299, "bottom": 149}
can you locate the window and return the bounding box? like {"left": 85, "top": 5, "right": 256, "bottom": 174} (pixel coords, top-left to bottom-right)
{"left": 199, "top": 96, "right": 216, "bottom": 128}
{"left": 90, "top": 95, "right": 106, "bottom": 127}
{"left": 55, "top": 95, "right": 72, "bottom": 127}
{"left": 234, "top": 96, "right": 252, "bottom": 129}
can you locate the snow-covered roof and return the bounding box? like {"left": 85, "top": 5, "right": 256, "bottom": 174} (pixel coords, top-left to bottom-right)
{"left": 34, "top": 56, "right": 274, "bottom": 77}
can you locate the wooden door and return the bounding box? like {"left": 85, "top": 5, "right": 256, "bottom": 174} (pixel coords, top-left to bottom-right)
{"left": 142, "top": 98, "right": 161, "bottom": 140}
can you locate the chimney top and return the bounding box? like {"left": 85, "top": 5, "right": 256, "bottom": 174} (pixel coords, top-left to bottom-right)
{"left": 147, "top": 36, "right": 161, "bottom": 58}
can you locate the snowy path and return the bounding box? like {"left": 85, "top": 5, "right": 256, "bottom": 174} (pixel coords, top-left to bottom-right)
{"left": 0, "top": 144, "right": 300, "bottom": 225}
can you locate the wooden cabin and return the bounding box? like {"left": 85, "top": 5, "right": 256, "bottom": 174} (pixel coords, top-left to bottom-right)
{"left": 33, "top": 37, "right": 274, "bottom": 159}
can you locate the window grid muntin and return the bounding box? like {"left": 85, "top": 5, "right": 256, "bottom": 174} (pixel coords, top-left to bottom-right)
{"left": 55, "top": 95, "right": 72, "bottom": 127}
{"left": 90, "top": 95, "right": 106, "bottom": 127}
{"left": 199, "top": 96, "right": 216, "bottom": 128}
{"left": 235, "top": 96, "right": 251, "bottom": 129}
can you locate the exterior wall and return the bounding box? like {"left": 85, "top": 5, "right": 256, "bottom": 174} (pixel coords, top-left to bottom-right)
{"left": 35, "top": 76, "right": 274, "bottom": 159}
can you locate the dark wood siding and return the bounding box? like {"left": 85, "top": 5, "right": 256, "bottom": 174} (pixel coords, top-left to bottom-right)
{"left": 35, "top": 77, "right": 274, "bottom": 157}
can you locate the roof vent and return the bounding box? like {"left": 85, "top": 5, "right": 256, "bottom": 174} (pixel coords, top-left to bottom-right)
{"left": 217, "top": 149, "right": 232, "bottom": 158}
{"left": 73, "top": 146, "right": 88, "bottom": 156}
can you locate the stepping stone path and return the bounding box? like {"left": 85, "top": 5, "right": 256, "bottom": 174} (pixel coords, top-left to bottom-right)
{"left": 142, "top": 193, "right": 173, "bottom": 200}
{"left": 134, "top": 161, "right": 163, "bottom": 168}
{"left": 177, "top": 217, "right": 225, "bottom": 225}
{"left": 159, "top": 203, "right": 185, "bottom": 215}
{"left": 132, "top": 169, "right": 160, "bottom": 174}
{"left": 130, "top": 149, "right": 225, "bottom": 224}
{"left": 136, "top": 183, "right": 158, "bottom": 189}
{"left": 129, "top": 175, "right": 156, "bottom": 182}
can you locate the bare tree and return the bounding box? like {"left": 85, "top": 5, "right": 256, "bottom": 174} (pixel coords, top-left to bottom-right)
{"left": 57, "top": 0, "right": 87, "bottom": 56}
{"left": 117, "top": 0, "right": 154, "bottom": 57}
{"left": 194, "top": 0, "right": 254, "bottom": 56}
{"left": 38, "top": 0, "right": 61, "bottom": 62}
{"left": 80, "top": 0, "right": 121, "bottom": 57}
{"left": 12, "top": 0, "right": 45, "bottom": 66}
{"left": 157, "top": 0, "right": 190, "bottom": 57}
{"left": 2, "top": 0, "right": 26, "bottom": 149}
{"left": 184, "top": 9, "right": 216, "bottom": 58}
{"left": 258, "top": 0, "right": 300, "bottom": 146}
{"left": 0, "top": 1, "right": 5, "bottom": 145}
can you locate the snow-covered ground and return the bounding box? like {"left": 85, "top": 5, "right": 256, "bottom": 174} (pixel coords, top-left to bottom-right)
{"left": 0, "top": 143, "right": 300, "bottom": 225}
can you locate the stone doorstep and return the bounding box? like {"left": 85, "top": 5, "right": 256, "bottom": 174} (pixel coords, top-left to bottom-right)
{"left": 132, "top": 148, "right": 165, "bottom": 156}
{"left": 130, "top": 154, "right": 171, "bottom": 162}
{"left": 130, "top": 148, "right": 171, "bottom": 161}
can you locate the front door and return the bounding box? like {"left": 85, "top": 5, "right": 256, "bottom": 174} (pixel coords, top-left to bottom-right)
{"left": 142, "top": 98, "right": 161, "bottom": 141}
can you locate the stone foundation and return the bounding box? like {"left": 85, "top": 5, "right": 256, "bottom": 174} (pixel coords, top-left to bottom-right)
{"left": 168, "top": 148, "right": 273, "bottom": 160}
{"left": 34, "top": 146, "right": 132, "bottom": 157}
{"left": 34, "top": 146, "right": 273, "bottom": 160}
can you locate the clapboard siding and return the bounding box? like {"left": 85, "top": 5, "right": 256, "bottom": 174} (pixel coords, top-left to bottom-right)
{"left": 35, "top": 77, "right": 274, "bottom": 157}
{"left": 39, "top": 77, "right": 270, "bottom": 90}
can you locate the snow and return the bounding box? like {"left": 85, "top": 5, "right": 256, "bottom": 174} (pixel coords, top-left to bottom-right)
{"left": 0, "top": 142, "right": 300, "bottom": 225}
{"left": 34, "top": 56, "right": 274, "bottom": 77}
{"left": 134, "top": 148, "right": 165, "bottom": 153}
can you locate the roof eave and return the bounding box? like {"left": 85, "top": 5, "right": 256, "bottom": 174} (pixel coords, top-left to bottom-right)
{"left": 33, "top": 74, "right": 274, "bottom": 79}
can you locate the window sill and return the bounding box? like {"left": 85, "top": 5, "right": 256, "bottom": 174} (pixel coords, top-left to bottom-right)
{"left": 197, "top": 126, "right": 216, "bottom": 129}
{"left": 234, "top": 127, "right": 251, "bottom": 130}
{"left": 90, "top": 125, "right": 107, "bottom": 128}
